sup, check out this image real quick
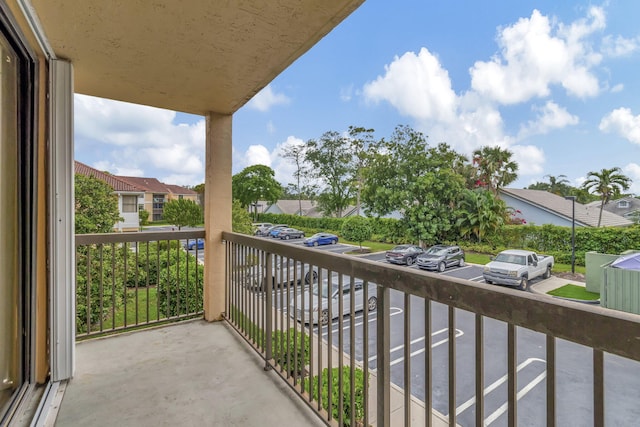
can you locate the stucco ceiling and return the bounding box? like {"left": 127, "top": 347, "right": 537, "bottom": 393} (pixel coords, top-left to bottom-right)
{"left": 29, "top": 0, "right": 364, "bottom": 115}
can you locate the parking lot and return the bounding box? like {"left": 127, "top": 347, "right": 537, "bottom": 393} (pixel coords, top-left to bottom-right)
{"left": 176, "top": 230, "right": 640, "bottom": 426}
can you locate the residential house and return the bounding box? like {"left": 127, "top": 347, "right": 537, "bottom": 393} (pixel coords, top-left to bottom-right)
{"left": 594, "top": 196, "right": 640, "bottom": 223}
{"left": 74, "top": 161, "right": 144, "bottom": 231}
{"left": 499, "top": 188, "right": 633, "bottom": 227}
{"left": 118, "top": 176, "right": 198, "bottom": 221}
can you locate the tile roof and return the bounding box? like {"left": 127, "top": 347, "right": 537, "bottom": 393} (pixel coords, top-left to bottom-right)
{"left": 74, "top": 161, "right": 140, "bottom": 192}
{"left": 165, "top": 184, "right": 197, "bottom": 195}
{"left": 500, "top": 188, "right": 633, "bottom": 228}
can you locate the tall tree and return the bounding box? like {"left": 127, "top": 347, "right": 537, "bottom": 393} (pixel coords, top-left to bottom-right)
{"left": 361, "top": 125, "right": 466, "bottom": 243}
{"left": 280, "top": 141, "right": 309, "bottom": 215}
{"left": 163, "top": 199, "right": 202, "bottom": 230}
{"left": 581, "top": 167, "right": 631, "bottom": 227}
{"left": 193, "top": 183, "right": 205, "bottom": 208}
{"left": 305, "top": 131, "right": 354, "bottom": 217}
{"left": 347, "top": 126, "right": 376, "bottom": 216}
{"left": 544, "top": 174, "right": 570, "bottom": 196}
{"left": 232, "top": 165, "right": 283, "bottom": 219}
{"left": 75, "top": 174, "right": 123, "bottom": 234}
{"left": 472, "top": 146, "right": 518, "bottom": 194}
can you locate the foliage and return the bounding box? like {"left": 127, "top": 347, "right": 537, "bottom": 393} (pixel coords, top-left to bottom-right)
{"left": 456, "top": 189, "right": 508, "bottom": 242}
{"left": 471, "top": 146, "right": 518, "bottom": 194}
{"left": 304, "top": 366, "right": 366, "bottom": 426}
{"left": 138, "top": 208, "right": 150, "bottom": 226}
{"left": 193, "top": 183, "right": 205, "bottom": 208}
{"left": 362, "top": 125, "right": 466, "bottom": 244}
{"left": 162, "top": 198, "right": 202, "bottom": 230}
{"left": 271, "top": 329, "right": 311, "bottom": 376}
{"left": 305, "top": 130, "right": 355, "bottom": 217}
{"left": 232, "top": 165, "right": 283, "bottom": 215}
{"left": 280, "top": 142, "right": 314, "bottom": 215}
{"left": 581, "top": 167, "right": 631, "bottom": 227}
{"left": 157, "top": 252, "right": 204, "bottom": 317}
{"left": 232, "top": 199, "right": 254, "bottom": 234}
{"left": 340, "top": 216, "right": 372, "bottom": 249}
{"left": 75, "top": 173, "right": 122, "bottom": 234}
{"left": 75, "top": 245, "right": 125, "bottom": 333}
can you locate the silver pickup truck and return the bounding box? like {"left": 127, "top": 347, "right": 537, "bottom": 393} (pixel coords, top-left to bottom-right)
{"left": 483, "top": 249, "right": 554, "bottom": 290}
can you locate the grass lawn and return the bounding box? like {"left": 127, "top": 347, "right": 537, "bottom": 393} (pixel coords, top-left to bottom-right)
{"left": 547, "top": 284, "right": 600, "bottom": 301}
{"left": 113, "top": 287, "right": 159, "bottom": 327}
{"left": 342, "top": 239, "right": 395, "bottom": 253}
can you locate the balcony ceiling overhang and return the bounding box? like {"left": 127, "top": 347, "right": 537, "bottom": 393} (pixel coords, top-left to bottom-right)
{"left": 29, "top": 0, "right": 364, "bottom": 115}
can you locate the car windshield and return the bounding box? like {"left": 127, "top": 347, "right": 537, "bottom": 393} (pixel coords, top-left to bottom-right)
{"left": 310, "top": 233, "right": 324, "bottom": 238}
{"left": 494, "top": 253, "right": 526, "bottom": 265}
{"left": 425, "top": 247, "right": 448, "bottom": 255}
{"left": 312, "top": 282, "right": 339, "bottom": 298}
{"left": 392, "top": 245, "right": 410, "bottom": 251}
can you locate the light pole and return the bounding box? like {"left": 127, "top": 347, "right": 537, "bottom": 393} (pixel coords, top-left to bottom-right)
{"left": 565, "top": 196, "right": 576, "bottom": 274}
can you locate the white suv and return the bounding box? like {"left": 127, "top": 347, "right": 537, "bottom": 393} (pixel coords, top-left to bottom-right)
{"left": 252, "top": 222, "right": 273, "bottom": 236}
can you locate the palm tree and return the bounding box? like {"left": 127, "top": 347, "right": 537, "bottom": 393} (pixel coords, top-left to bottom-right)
{"left": 581, "top": 167, "right": 631, "bottom": 227}
{"left": 472, "top": 146, "right": 518, "bottom": 194}
{"left": 544, "top": 174, "right": 570, "bottom": 196}
{"left": 456, "top": 189, "right": 508, "bottom": 242}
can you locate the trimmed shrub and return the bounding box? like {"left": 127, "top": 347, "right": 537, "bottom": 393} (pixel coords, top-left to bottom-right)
{"left": 304, "top": 366, "right": 366, "bottom": 426}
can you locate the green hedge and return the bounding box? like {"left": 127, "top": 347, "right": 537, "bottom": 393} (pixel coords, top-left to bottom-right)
{"left": 258, "top": 213, "right": 640, "bottom": 266}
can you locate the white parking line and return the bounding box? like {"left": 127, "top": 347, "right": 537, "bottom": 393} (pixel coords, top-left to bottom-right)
{"left": 321, "top": 307, "right": 404, "bottom": 337}
{"left": 368, "top": 328, "right": 464, "bottom": 364}
{"left": 471, "top": 275, "right": 485, "bottom": 281}
{"left": 455, "top": 357, "right": 546, "bottom": 419}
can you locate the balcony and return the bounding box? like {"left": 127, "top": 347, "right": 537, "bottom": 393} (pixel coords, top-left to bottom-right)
{"left": 55, "top": 231, "right": 640, "bottom": 426}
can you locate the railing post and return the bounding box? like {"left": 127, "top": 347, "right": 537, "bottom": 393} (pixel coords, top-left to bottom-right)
{"left": 376, "top": 284, "right": 390, "bottom": 426}
{"left": 264, "top": 252, "right": 273, "bottom": 370}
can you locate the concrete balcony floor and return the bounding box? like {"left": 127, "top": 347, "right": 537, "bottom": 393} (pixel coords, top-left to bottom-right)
{"left": 54, "top": 320, "right": 326, "bottom": 426}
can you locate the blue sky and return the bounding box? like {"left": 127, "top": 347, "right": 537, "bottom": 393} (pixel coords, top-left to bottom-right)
{"left": 74, "top": 1, "right": 640, "bottom": 194}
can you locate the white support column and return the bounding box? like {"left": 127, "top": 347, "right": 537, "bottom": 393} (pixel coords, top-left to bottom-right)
{"left": 49, "top": 59, "right": 75, "bottom": 380}
{"left": 204, "top": 113, "right": 232, "bottom": 321}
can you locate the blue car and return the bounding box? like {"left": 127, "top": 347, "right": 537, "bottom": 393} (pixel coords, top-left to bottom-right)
{"left": 303, "top": 232, "right": 338, "bottom": 247}
{"left": 185, "top": 238, "right": 204, "bottom": 250}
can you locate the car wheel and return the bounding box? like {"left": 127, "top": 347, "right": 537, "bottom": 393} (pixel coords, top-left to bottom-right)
{"left": 367, "top": 296, "right": 378, "bottom": 311}
{"left": 285, "top": 235, "right": 290, "bottom": 240}
{"left": 332, "top": 239, "right": 337, "bottom": 245}
{"left": 320, "top": 309, "right": 329, "bottom": 326}
{"left": 485, "top": 279, "right": 493, "bottom": 284}
{"left": 438, "top": 262, "right": 446, "bottom": 272}
{"left": 518, "top": 276, "right": 528, "bottom": 291}
{"left": 406, "top": 257, "right": 414, "bottom": 266}
{"left": 304, "top": 270, "right": 318, "bottom": 284}
{"left": 313, "top": 241, "right": 319, "bottom": 247}
{"left": 543, "top": 265, "right": 551, "bottom": 279}
{"left": 459, "top": 258, "right": 465, "bottom": 267}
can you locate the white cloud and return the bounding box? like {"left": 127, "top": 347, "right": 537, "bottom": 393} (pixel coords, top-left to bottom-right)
{"left": 363, "top": 47, "right": 457, "bottom": 122}
{"left": 611, "top": 83, "right": 624, "bottom": 93}
{"left": 519, "top": 101, "right": 579, "bottom": 137}
{"left": 246, "top": 84, "right": 290, "bottom": 112}
{"left": 267, "top": 120, "right": 276, "bottom": 134}
{"left": 74, "top": 94, "right": 206, "bottom": 186}
{"left": 510, "top": 144, "right": 545, "bottom": 175}
{"left": 92, "top": 160, "right": 144, "bottom": 177}
{"left": 470, "top": 8, "right": 603, "bottom": 104}
{"left": 602, "top": 35, "right": 640, "bottom": 57}
{"left": 599, "top": 107, "right": 640, "bottom": 144}
{"left": 245, "top": 145, "right": 272, "bottom": 166}
{"left": 340, "top": 85, "right": 354, "bottom": 102}
{"left": 623, "top": 163, "right": 640, "bottom": 194}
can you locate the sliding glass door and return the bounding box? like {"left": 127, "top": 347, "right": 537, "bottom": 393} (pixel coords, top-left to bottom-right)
{"left": 0, "top": 25, "right": 21, "bottom": 415}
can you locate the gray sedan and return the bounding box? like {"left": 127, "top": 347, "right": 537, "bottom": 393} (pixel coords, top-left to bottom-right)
{"left": 416, "top": 245, "right": 465, "bottom": 272}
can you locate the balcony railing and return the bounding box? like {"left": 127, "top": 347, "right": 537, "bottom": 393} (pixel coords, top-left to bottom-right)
{"left": 75, "top": 230, "right": 205, "bottom": 339}
{"left": 223, "top": 231, "right": 640, "bottom": 426}
{"left": 73, "top": 230, "right": 640, "bottom": 425}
